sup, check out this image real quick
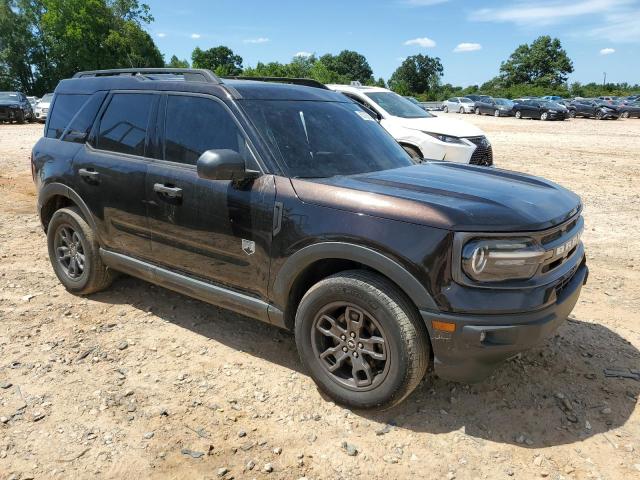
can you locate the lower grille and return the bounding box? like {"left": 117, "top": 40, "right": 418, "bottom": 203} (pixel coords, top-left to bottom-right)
{"left": 466, "top": 136, "right": 493, "bottom": 166}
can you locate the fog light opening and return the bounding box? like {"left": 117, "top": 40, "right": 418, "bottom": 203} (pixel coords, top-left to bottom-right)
{"left": 479, "top": 331, "right": 487, "bottom": 342}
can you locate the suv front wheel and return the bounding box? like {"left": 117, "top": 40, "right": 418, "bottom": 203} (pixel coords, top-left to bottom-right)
{"left": 47, "top": 207, "right": 114, "bottom": 295}
{"left": 295, "top": 270, "right": 430, "bottom": 409}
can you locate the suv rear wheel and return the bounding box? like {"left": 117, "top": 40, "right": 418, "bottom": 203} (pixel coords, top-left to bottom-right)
{"left": 295, "top": 270, "right": 430, "bottom": 409}
{"left": 47, "top": 207, "right": 114, "bottom": 294}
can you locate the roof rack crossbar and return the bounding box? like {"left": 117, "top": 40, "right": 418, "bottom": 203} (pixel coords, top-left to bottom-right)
{"left": 223, "top": 76, "right": 329, "bottom": 90}
{"left": 72, "top": 68, "right": 222, "bottom": 84}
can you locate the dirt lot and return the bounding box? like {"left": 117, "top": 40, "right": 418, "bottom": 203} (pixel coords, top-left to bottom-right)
{"left": 1, "top": 114, "right": 639, "bottom": 480}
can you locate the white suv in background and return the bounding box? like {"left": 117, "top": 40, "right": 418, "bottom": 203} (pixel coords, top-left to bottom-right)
{"left": 327, "top": 84, "right": 493, "bottom": 166}
{"left": 442, "top": 97, "right": 475, "bottom": 114}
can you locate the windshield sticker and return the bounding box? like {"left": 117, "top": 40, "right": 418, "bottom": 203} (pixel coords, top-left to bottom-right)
{"left": 355, "top": 111, "right": 374, "bottom": 121}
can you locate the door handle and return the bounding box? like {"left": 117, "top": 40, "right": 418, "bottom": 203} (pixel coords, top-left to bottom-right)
{"left": 153, "top": 183, "right": 183, "bottom": 199}
{"left": 78, "top": 168, "right": 100, "bottom": 182}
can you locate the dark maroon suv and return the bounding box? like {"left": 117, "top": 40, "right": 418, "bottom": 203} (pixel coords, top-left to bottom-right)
{"left": 32, "top": 69, "right": 588, "bottom": 409}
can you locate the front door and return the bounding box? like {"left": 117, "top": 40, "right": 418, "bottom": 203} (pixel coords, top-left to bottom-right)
{"left": 145, "top": 93, "right": 274, "bottom": 299}
{"left": 74, "top": 92, "right": 158, "bottom": 259}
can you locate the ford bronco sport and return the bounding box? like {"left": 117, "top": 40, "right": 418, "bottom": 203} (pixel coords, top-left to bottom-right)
{"left": 32, "top": 69, "right": 588, "bottom": 409}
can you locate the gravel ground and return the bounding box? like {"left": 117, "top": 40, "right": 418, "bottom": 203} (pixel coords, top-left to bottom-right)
{"left": 1, "top": 115, "right": 639, "bottom": 480}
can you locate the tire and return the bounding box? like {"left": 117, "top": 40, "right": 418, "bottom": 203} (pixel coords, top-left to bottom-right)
{"left": 459, "top": 107, "right": 464, "bottom": 114}
{"left": 295, "top": 270, "right": 430, "bottom": 410}
{"left": 47, "top": 207, "right": 114, "bottom": 295}
{"left": 402, "top": 145, "right": 423, "bottom": 162}
{"left": 515, "top": 110, "right": 522, "bottom": 119}
{"left": 443, "top": 106, "right": 449, "bottom": 113}
{"left": 596, "top": 110, "right": 604, "bottom": 120}
{"left": 540, "top": 112, "right": 549, "bottom": 121}
{"left": 621, "top": 111, "right": 629, "bottom": 118}
{"left": 16, "top": 111, "right": 25, "bottom": 124}
{"left": 569, "top": 109, "right": 577, "bottom": 118}
{"left": 475, "top": 107, "right": 480, "bottom": 115}
{"left": 494, "top": 109, "right": 500, "bottom": 117}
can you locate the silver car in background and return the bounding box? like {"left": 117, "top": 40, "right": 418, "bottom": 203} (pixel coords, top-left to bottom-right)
{"left": 442, "top": 97, "right": 475, "bottom": 114}
{"left": 35, "top": 93, "right": 53, "bottom": 123}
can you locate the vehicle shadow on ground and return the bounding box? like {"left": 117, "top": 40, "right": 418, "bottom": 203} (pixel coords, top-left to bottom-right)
{"left": 93, "top": 276, "right": 640, "bottom": 449}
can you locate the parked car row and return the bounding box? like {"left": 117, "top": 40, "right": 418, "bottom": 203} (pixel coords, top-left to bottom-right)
{"left": 441, "top": 95, "right": 640, "bottom": 121}
{"left": 0, "top": 91, "right": 54, "bottom": 123}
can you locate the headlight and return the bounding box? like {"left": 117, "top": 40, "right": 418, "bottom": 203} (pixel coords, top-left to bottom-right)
{"left": 9, "top": 105, "right": 19, "bottom": 109}
{"left": 424, "top": 132, "right": 465, "bottom": 145}
{"left": 461, "top": 237, "right": 546, "bottom": 282}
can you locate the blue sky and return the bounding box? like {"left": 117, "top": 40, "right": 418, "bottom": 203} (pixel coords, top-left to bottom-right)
{"left": 145, "top": 0, "right": 640, "bottom": 87}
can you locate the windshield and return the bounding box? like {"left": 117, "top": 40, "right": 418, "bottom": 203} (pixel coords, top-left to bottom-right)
{"left": 460, "top": 97, "right": 473, "bottom": 103}
{"left": 495, "top": 99, "right": 513, "bottom": 106}
{"left": 0, "top": 92, "right": 19, "bottom": 101}
{"left": 40, "top": 93, "right": 54, "bottom": 102}
{"left": 242, "top": 100, "right": 413, "bottom": 178}
{"left": 364, "top": 91, "right": 434, "bottom": 118}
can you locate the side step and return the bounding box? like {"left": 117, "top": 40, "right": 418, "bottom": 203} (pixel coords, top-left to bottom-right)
{"left": 100, "top": 249, "right": 283, "bottom": 327}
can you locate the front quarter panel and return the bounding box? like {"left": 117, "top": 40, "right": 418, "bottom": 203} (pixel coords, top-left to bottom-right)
{"left": 269, "top": 177, "right": 451, "bottom": 315}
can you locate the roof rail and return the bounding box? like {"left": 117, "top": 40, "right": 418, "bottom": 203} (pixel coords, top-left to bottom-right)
{"left": 223, "top": 76, "right": 329, "bottom": 90}
{"left": 72, "top": 68, "right": 222, "bottom": 84}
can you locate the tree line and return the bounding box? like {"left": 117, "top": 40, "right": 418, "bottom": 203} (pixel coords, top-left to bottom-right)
{"left": 2, "top": 2, "right": 637, "bottom": 99}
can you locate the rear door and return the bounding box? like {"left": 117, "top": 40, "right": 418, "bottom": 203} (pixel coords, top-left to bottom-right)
{"left": 144, "top": 93, "right": 275, "bottom": 299}
{"left": 73, "top": 92, "right": 158, "bottom": 259}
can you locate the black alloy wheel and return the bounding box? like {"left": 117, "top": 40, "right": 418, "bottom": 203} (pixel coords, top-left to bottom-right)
{"left": 54, "top": 225, "right": 86, "bottom": 279}
{"left": 311, "top": 302, "right": 389, "bottom": 391}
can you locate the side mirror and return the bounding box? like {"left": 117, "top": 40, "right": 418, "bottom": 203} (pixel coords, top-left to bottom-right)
{"left": 197, "top": 149, "right": 246, "bottom": 181}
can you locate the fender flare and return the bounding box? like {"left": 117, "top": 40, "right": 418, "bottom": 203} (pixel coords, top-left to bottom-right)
{"left": 38, "top": 182, "right": 100, "bottom": 239}
{"left": 272, "top": 242, "right": 438, "bottom": 312}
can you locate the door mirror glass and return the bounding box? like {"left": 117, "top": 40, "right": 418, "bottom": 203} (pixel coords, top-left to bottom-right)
{"left": 197, "top": 149, "right": 246, "bottom": 181}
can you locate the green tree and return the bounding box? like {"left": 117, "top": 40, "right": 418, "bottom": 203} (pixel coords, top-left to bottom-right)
{"left": 388, "top": 54, "right": 443, "bottom": 96}
{"left": 191, "top": 46, "right": 242, "bottom": 76}
{"left": 0, "top": 0, "right": 163, "bottom": 95}
{"left": 499, "top": 36, "right": 573, "bottom": 88}
{"left": 318, "top": 50, "right": 373, "bottom": 84}
{"left": 166, "top": 55, "right": 189, "bottom": 68}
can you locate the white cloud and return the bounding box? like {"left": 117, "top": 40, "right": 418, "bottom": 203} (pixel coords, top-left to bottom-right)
{"left": 404, "top": 37, "right": 437, "bottom": 48}
{"left": 587, "top": 10, "right": 640, "bottom": 42}
{"left": 454, "top": 42, "right": 482, "bottom": 53}
{"left": 403, "top": 0, "right": 450, "bottom": 5}
{"left": 157, "top": 32, "right": 166, "bottom": 38}
{"left": 294, "top": 51, "right": 312, "bottom": 57}
{"left": 471, "top": 0, "right": 634, "bottom": 26}
{"left": 190, "top": 33, "right": 201, "bottom": 39}
{"left": 600, "top": 47, "right": 616, "bottom": 55}
{"left": 244, "top": 37, "right": 270, "bottom": 44}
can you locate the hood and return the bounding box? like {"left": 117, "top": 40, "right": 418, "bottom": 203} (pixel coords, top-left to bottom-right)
{"left": 390, "top": 115, "right": 485, "bottom": 138}
{"left": 291, "top": 163, "right": 581, "bottom": 232}
{"left": 36, "top": 101, "right": 51, "bottom": 108}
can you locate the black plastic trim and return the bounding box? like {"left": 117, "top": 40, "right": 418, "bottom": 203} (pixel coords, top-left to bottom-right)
{"left": 272, "top": 242, "right": 438, "bottom": 311}
{"left": 99, "top": 249, "right": 283, "bottom": 326}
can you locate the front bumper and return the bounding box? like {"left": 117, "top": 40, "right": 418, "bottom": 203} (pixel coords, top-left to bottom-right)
{"left": 421, "top": 262, "right": 588, "bottom": 383}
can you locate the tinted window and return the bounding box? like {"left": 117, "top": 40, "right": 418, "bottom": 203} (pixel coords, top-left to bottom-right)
{"left": 46, "top": 94, "right": 90, "bottom": 139}
{"left": 164, "top": 95, "right": 241, "bottom": 165}
{"left": 242, "top": 99, "right": 412, "bottom": 178}
{"left": 96, "top": 94, "right": 153, "bottom": 156}
{"left": 62, "top": 92, "right": 107, "bottom": 144}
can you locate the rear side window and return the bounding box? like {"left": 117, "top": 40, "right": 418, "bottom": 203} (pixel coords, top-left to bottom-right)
{"left": 96, "top": 93, "right": 153, "bottom": 156}
{"left": 164, "top": 95, "right": 241, "bottom": 165}
{"left": 61, "top": 92, "right": 107, "bottom": 144}
{"left": 46, "top": 94, "right": 90, "bottom": 139}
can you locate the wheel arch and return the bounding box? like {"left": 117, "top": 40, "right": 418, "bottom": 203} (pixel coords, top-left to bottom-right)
{"left": 272, "top": 242, "right": 438, "bottom": 331}
{"left": 39, "top": 183, "right": 99, "bottom": 238}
